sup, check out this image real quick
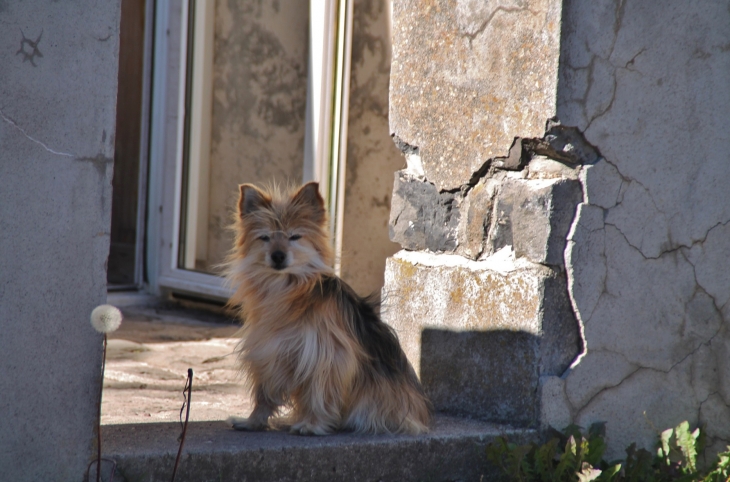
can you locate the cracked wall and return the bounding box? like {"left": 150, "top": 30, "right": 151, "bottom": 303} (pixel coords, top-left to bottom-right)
{"left": 553, "top": 0, "right": 730, "bottom": 459}
{"left": 0, "top": 2, "right": 120, "bottom": 480}
{"left": 388, "top": 0, "right": 730, "bottom": 460}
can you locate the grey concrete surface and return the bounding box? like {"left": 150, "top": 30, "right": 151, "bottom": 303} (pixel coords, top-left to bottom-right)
{"left": 101, "top": 301, "right": 538, "bottom": 481}
{"left": 103, "top": 416, "right": 535, "bottom": 482}
{"left": 0, "top": 3, "right": 121, "bottom": 481}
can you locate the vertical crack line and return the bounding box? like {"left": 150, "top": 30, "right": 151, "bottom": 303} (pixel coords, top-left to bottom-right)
{"left": 0, "top": 107, "right": 74, "bottom": 158}
{"left": 564, "top": 206, "right": 589, "bottom": 372}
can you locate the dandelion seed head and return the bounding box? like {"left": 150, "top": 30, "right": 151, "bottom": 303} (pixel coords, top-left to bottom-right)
{"left": 90, "top": 304, "right": 123, "bottom": 333}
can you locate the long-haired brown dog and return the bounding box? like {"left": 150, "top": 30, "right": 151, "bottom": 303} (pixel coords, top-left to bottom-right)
{"left": 225, "top": 182, "right": 431, "bottom": 435}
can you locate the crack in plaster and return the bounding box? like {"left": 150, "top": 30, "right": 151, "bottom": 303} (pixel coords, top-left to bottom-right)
{"left": 574, "top": 361, "right": 642, "bottom": 418}
{"left": 584, "top": 50, "right": 647, "bottom": 133}
{"left": 568, "top": 222, "right": 727, "bottom": 412}
{"left": 607, "top": 215, "right": 730, "bottom": 262}
{"left": 595, "top": 156, "right": 700, "bottom": 260}
{"left": 0, "top": 107, "right": 75, "bottom": 158}
{"left": 460, "top": 5, "right": 539, "bottom": 45}
{"left": 576, "top": 326, "right": 725, "bottom": 420}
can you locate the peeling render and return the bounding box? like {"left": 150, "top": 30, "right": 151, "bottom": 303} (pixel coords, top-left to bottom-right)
{"left": 386, "top": 120, "right": 590, "bottom": 427}
{"left": 390, "top": 120, "right": 596, "bottom": 266}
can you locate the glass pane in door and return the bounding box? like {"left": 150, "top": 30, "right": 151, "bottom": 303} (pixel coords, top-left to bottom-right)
{"left": 178, "top": 0, "right": 309, "bottom": 274}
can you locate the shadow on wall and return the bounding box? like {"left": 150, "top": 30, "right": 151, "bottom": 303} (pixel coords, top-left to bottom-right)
{"left": 420, "top": 328, "right": 540, "bottom": 428}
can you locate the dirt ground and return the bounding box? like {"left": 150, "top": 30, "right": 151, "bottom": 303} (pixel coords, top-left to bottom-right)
{"left": 102, "top": 303, "right": 253, "bottom": 426}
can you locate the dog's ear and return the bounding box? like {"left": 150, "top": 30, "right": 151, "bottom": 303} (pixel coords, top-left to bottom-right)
{"left": 291, "top": 182, "right": 325, "bottom": 222}
{"left": 238, "top": 184, "right": 271, "bottom": 216}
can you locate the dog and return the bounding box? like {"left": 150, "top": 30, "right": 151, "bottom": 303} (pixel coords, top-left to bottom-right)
{"left": 225, "top": 182, "right": 432, "bottom": 435}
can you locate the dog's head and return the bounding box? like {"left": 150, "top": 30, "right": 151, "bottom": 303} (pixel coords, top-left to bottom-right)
{"left": 232, "top": 182, "right": 333, "bottom": 276}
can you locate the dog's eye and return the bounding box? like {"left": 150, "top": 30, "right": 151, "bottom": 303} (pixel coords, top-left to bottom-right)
{"left": 289, "top": 234, "right": 301, "bottom": 241}
{"left": 258, "top": 235, "right": 270, "bottom": 242}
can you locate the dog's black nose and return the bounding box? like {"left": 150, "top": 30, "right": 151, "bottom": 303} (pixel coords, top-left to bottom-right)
{"left": 271, "top": 250, "right": 287, "bottom": 269}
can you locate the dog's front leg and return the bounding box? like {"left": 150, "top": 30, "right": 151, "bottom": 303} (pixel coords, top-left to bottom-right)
{"left": 229, "top": 385, "right": 277, "bottom": 431}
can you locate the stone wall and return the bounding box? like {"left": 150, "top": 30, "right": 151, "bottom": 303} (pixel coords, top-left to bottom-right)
{"left": 386, "top": 0, "right": 730, "bottom": 459}
{"left": 0, "top": 2, "right": 121, "bottom": 480}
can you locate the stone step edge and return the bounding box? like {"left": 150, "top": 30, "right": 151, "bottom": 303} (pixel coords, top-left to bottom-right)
{"left": 101, "top": 415, "right": 537, "bottom": 482}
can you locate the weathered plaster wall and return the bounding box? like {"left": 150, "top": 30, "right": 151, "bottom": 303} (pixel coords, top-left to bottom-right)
{"left": 0, "top": 3, "right": 120, "bottom": 480}
{"left": 387, "top": 0, "right": 730, "bottom": 460}
{"left": 205, "top": 0, "right": 308, "bottom": 270}
{"left": 339, "top": 0, "right": 403, "bottom": 296}
{"left": 553, "top": 0, "right": 730, "bottom": 458}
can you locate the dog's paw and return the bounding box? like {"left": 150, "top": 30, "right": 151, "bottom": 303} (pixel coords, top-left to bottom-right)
{"left": 290, "top": 420, "right": 331, "bottom": 436}
{"left": 228, "top": 416, "right": 268, "bottom": 431}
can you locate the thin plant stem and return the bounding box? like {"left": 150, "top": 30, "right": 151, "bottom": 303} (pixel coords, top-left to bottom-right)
{"left": 97, "top": 334, "right": 107, "bottom": 482}
{"left": 171, "top": 368, "right": 193, "bottom": 482}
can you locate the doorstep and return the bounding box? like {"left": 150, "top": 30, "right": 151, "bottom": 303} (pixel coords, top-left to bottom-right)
{"left": 101, "top": 415, "right": 536, "bottom": 482}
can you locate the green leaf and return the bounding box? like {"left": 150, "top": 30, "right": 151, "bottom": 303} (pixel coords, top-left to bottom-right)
{"left": 534, "top": 438, "right": 558, "bottom": 481}
{"left": 623, "top": 444, "right": 654, "bottom": 482}
{"left": 659, "top": 427, "right": 673, "bottom": 464}
{"left": 598, "top": 463, "right": 621, "bottom": 482}
{"left": 555, "top": 436, "right": 579, "bottom": 480}
{"left": 588, "top": 422, "right": 607, "bottom": 440}
{"left": 674, "top": 421, "right": 698, "bottom": 473}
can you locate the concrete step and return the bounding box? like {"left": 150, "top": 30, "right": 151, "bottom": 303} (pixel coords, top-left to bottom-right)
{"left": 101, "top": 415, "right": 536, "bottom": 482}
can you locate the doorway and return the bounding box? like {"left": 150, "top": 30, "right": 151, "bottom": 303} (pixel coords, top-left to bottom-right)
{"left": 108, "top": 0, "right": 153, "bottom": 289}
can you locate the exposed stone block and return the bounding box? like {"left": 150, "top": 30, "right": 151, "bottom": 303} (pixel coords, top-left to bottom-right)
{"left": 383, "top": 250, "right": 580, "bottom": 426}
{"left": 388, "top": 170, "right": 461, "bottom": 252}
{"left": 453, "top": 178, "right": 496, "bottom": 259}
{"left": 493, "top": 138, "right": 528, "bottom": 171}
{"left": 526, "top": 155, "right": 580, "bottom": 180}
{"left": 487, "top": 178, "right": 583, "bottom": 266}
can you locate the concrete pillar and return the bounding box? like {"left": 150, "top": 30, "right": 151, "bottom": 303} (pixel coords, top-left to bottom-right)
{"left": 0, "top": 3, "right": 120, "bottom": 480}
{"left": 384, "top": 0, "right": 582, "bottom": 428}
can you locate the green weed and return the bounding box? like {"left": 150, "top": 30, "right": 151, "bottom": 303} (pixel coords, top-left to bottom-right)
{"left": 486, "top": 421, "right": 730, "bottom": 482}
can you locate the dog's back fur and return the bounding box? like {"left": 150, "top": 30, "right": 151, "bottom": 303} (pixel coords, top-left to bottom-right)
{"left": 225, "top": 182, "right": 431, "bottom": 435}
